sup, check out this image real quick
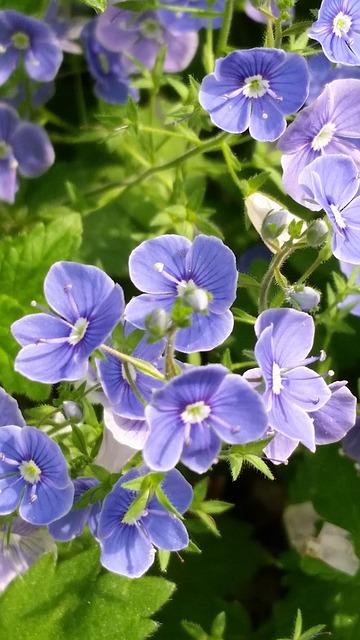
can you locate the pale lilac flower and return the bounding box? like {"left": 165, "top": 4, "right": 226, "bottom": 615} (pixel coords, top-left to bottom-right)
{"left": 0, "top": 102, "right": 55, "bottom": 204}
{"left": 11, "top": 261, "right": 124, "bottom": 384}
{"left": 144, "top": 365, "right": 268, "bottom": 473}
{"left": 338, "top": 261, "right": 360, "bottom": 315}
{"left": 199, "top": 48, "right": 309, "bottom": 141}
{"left": 95, "top": 7, "right": 198, "bottom": 74}
{"left": 307, "top": 53, "right": 360, "bottom": 103}
{"left": 264, "top": 380, "right": 357, "bottom": 463}
{"left": 278, "top": 79, "right": 360, "bottom": 205}
{"left": 0, "top": 426, "right": 74, "bottom": 525}
{"left": 0, "top": 517, "right": 56, "bottom": 593}
{"left": 125, "top": 235, "right": 237, "bottom": 353}
{"left": 157, "top": 0, "right": 224, "bottom": 31}
{"left": 0, "top": 10, "right": 63, "bottom": 84}
{"left": 251, "top": 308, "right": 331, "bottom": 452}
{"left": 299, "top": 154, "right": 360, "bottom": 264}
{"left": 97, "top": 466, "right": 192, "bottom": 578}
{"left": 308, "top": 0, "right": 360, "bottom": 65}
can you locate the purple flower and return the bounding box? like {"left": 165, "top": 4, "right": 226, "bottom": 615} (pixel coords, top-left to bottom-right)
{"left": 251, "top": 308, "right": 331, "bottom": 452}
{"left": 81, "top": 21, "right": 139, "bottom": 105}
{"left": 277, "top": 79, "right": 360, "bottom": 205}
{"left": 299, "top": 154, "right": 360, "bottom": 264}
{"left": 198, "top": 48, "right": 309, "bottom": 141}
{"left": 0, "top": 102, "right": 54, "bottom": 204}
{"left": 44, "top": 0, "right": 87, "bottom": 55}
{"left": 264, "top": 380, "right": 357, "bottom": 463}
{"left": 125, "top": 234, "right": 237, "bottom": 353}
{"left": 97, "top": 467, "right": 192, "bottom": 578}
{"left": 0, "top": 517, "right": 56, "bottom": 593}
{"left": 97, "top": 329, "right": 164, "bottom": 419}
{"left": 95, "top": 7, "right": 198, "bottom": 74}
{"left": 307, "top": 53, "right": 360, "bottom": 104}
{"left": 0, "top": 426, "right": 74, "bottom": 525}
{"left": 308, "top": 0, "right": 360, "bottom": 65}
{"left": 144, "top": 364, "right": 268, "bottom": 473}
{"left": 342, "top": 416, "right": 360, "bottom": 464}
{"left": 0, "top": 10, "right": 63, "bottom": 85}
{"left": 49, "top": 477, "right": 100, "bottom": 541}
{"left": 157, "top": 0, "right": 224, "bottom": 32}
{"left": 11, "top": 261, "right": 124, "bottom": 384}
{"left": 338, "top": 261, "right": 360, "bottom": 315}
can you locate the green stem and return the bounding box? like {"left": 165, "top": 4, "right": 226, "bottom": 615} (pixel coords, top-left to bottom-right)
{"left": 123, "top": 362, "right": 147, "bottom": 406}
{"left": 258, "top": 246, "right": 294, "bottom": 313}
{"left": 296, "top": 252, "right": 329, "bottom": 285}
{"left": 216, "top": 0, "right": 235, "bottom": 57}
{"left": 204, "top": 16, "right": 215, "bottom": 74}
{"left": 164, "top": 326, "right": 179, "bottom": 381}
{"left": 100, "top": 344, "right": 165, "bottom": 381}
{"left": 274, "top": 18, "right": 283, "bottom": 48}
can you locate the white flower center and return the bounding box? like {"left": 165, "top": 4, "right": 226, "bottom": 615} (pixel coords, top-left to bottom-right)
{"left": 122, "top": 362, "right": 137, "bottom": 384}
{"left": 177, "top": 279, "right": 209, "bottom": 312}
{"left": 181, "top": 401, "right": 211, "bottom": 424}
{"left": 311, "top": 122, "right": 336, "bottom": 151}
{"left": 330, "top": 203, "right": 346, "bottom": 229}
{"left": 272, "top": 362, "right": 283, "bottom": 395}
{"left": 242, "top": 74, "right": 270, "bottom": 99}
{"left": 68, "top": 317, "right": 89, "bottom": 345}
{"left": 19, "top": 459, "right": 41, "bottom": 484}
{"left": 333, "top": 11, "right": 352, "bottom": 37}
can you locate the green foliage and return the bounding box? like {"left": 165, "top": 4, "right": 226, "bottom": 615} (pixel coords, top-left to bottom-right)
{"left": 0, "top": 212, "right": 82, "bottom": 399}
{"left": 0, "top": 543, "right": 175, "bottom": 640}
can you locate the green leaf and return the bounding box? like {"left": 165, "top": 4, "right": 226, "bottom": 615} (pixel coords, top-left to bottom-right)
{"left": 182, "top": 620, "right": 207, "bottom": 640}
{"left": 211, "top": 611, "right": 226, "bottom": 639}
{"left": 0, "top": 546, "right": 175, "bottom": 640}
{"left": 71, "top": 425, "right": 89, "bottom": 457}
{"left": 237, "top": 274, "right": 261, "bottom": 290}
{"left": 83, "top": 0, "right": 108, "bottom": 11}
{"left": 232, "top": 308, "right": 256, "bottom": 324}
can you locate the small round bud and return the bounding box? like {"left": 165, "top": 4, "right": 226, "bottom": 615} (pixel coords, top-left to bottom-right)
{"left": 62, "top": 400, "right": 83, "bottom": 421}
{"left": 145, "top": 307, "right": 169, "bottom": 337}
{"left": 307, "top": 219, "right": 328, "bottom": 248}
{"left": 262, "top": 210, "right": 289, "bottom": 241}
{"left": 286, "top": 286, "right": 321, "bottom": 311}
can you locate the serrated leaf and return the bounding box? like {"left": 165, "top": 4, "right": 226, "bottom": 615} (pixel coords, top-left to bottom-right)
{"left": 229, "top": 455, "right": 243, "bottom": 481}
{"left": 244, "top": 454, "right": 274, "bottom": 480}
{"left": 181, "top": 620, "right": 207, "bottom": 640}
{"left": 0, "top": 546, "right": 175, "bottom": 640}
{"left": 200, "top": 500, "right": 233, "bottom": 515}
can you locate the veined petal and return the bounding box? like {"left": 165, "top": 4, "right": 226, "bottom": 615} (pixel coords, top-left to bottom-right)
{"left": 144, "top": 407, "right": 185, "bottom": 471}
{"left": 249, "top": 98, "right": 286, "bottom": 142}
{"left": 0, "top": 387, "right": 25, "bottom": 427}
{"left": 99, "top": 521, "right": 155, "bottom": 578}
{"left": 24, "top": 37, "right": 62, "bottom": 82}
{"left": 129, "top": 235, "right": 191, "bottom": 294}
{"left": 263, "top": 432, "right": 299, "bottom": 464}
{"left": 283, "top": 367, "right": 331, "bottom": 412}
{"left": 255, "top": 308, "right": 315, "bottom": 366}
{"left": 19, "top": 427, "right": 71, "bottom": 489}
{"left": 14, "top": 341, "right": 88, "bottom": 384}
{"left": 269, "top": 394, "right": 315, "bottom": 451}
{"left": 313, "top": 381, "right": 357, "bottom": 444}
{"left": 144, "top": 512, "right": 189, "bottom": 550}
{"left": 181, "top": 422, "right": 221, "bottom": 473}
{"left": 20, "top": 481, "right": 74, "bottom": 526}
{"left": 299, "top": 155, "right": 360, "bottom": 212}
{"left": 159, "top": 468, "right": 193, "bottom": 514}
{"left": 174, "top": 309, "right": 234, "bottom": 353}
{"left": 12, "top": 122, "right": 55, "bottom": 178}
{"left": 125, "top": 293, "right": 174, "bottom": 329}
{"left": 11, "top": 313, "right": 71, "bottom": 347}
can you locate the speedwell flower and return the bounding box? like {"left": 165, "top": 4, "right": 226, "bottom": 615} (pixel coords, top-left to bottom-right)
{"left": 157, "top": 0, "right": 224, "bottom": 32}
{"left": 97, "top": 467, "right": 192, "bottom": 578}
{"left": 199, "top": 48, "right": 309, "bottom": 141}
{"left": 277, "top": 79, "right": 360, "bottom": 205}
{"left": 0, "top": 426, "right": 74, "bottom": 525}
{"left": 250, "top": 308, "right": 332, "bottom": 452}
{"left": 49, "top": 477, "right": 100, "bottom": 541}
{"left": 144, "top": 364, "right": 268, "bottom": 473}
{"left": 299, "top": 154, "right": 360, "bottom": 264}
{"left": 0, "top": 102, "right": 55, "bottom": 203}
{"left": 11, "top": 261, "right": 124, "bottom": 383}
{"left": 0, "top": 10, "right": 63, "bottom": 84}
{"left": 308, "top": 0, "right": 360, "bottom": 65}
{"left": 125, "top": 234, "right": 237, "bottom": 353}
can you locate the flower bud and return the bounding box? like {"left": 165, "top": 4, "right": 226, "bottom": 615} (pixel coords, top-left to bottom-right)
{"left": 286, "top": 286, "right": 320, "bottom": 310}
{"left": 262, "top": 209, "right": 288, "bottom": 240}
{"left": 245, "top": 192, "right": 306, "bottom": 253}
{"left": 307, "top": 219, "right": 328, "bottom": 248}
{"left": 62, "top": 400, "right": 82, "bottom": 421}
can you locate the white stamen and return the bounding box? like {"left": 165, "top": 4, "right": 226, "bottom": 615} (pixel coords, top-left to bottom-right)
{"left": 68, "top": 317, "right": 89, "bottom": 345}
{"left": 154, "top": 262, "right": 164, "bottom": 272}
{"left": 242, "top": 74, "right": 270, "bottom": 99}
{"left": 330, "top": 203, "right": 346, "bottom": 230}
{"left": 333, "top": 11, "right": 352, "bottom": 37}
{"left": 272, "top": 362, "right": 283, "bottom": 395}
{"left": 181, "top": 400, "right": 211, "bottom": 424}
{"left": 311, "top": 122, "right": 336, "bottom": 151}
{"left": 19, "top": 459, "right": 41, "bottom": 484}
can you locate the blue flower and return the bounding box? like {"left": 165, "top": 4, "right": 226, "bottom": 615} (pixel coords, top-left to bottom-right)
{"left": 199, "top": 48, "right": 309, "bottom": 141}
{"left": 0, "top": 10, "right": 63, "bottom": 85}
{"left": 125, "top": 234, "right": 238, "bottom": 353}
{"left": 299, "top": 154, "right": 360, "bottom": 264}
{"left": 49, "top": 477, "right": 101, "bottom": 541}
{"left": 250, "top": 309, "right": 332, "bottom": 452}
{"left": 307, "top": 53, "right": 360, "bottom": 104}
{"left": 81, "top": 20, "right": 139, "bottom": 106}
{"left": 97, "top": 467, "right": 192, "bottom": 578}
{"left": 277, "top": 79, "right": 360, "bottom": 205}
{"left": 338, "top": 261, "right": 360, "bottom": 315}
{"left": 144, "top": 364, "right": 268, "bottom": 473}
{"left": 95, "top": 7, "right": 198, "bottom": 74}
{"left": 11, "top": 261, "right": 124, "bottom": 384}
{"left": 0, "top": 102, "right": 54, "bottom": 203}
{"left": 308, "top": 0, "right": 360, "bottom": 65}
{"left": 157, "top": 0, "right": 224, "bottom": 32}
{"left": 0, "top": 517, "right": 56, "bottom": 593}
{"left": 0, "top": 426, "right": 74, "bottom": 525}
{"left": 97, "top": 327, "right": 164, "bottom": 419}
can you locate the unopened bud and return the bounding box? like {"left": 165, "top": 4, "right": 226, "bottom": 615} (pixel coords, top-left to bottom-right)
{"left": 262, "top": 210, "right": 288, "bottom": 241}
{"left": 307, "top": 219, "right": 328, "bottom": 248}
{"left": 145, "top": 307, "right": 169, "bottom": 339}
{"left": 62, "top": 400, "right": 83, "bottom": 421}
{"left": 286, "top": 286, "right": 321, "bottom": 311}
